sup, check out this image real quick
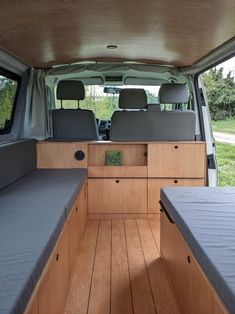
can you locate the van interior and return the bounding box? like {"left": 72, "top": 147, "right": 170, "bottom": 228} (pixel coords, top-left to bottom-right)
{"left": 0, "top": 1, "right": 235, "bottom": 314}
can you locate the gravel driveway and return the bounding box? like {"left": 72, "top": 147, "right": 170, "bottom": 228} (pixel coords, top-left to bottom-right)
{"left": 213, "top": 131, "right": 235, "bottom": 145}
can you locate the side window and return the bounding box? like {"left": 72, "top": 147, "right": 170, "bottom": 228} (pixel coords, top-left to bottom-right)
{"left": 0, "top": 68, "right": 20, "bottom": 134}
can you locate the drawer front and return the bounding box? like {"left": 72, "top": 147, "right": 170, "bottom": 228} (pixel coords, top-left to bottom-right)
{"left": 148, "top": 143, "right": 206, "bottom": 178}
{"left": 88, "top": 179, "right": 147, "bottom": 213}
{"left": 38, "top": 225, "right": 69, "bottom": 314}
{"left": 88, "top": 166, "right": 148, "bottom": 178}
{"left": 148, "top": 178, "right": 205, "bottom": 213}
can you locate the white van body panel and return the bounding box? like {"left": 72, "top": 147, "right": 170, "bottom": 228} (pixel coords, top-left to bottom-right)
{"left": 198, "top": 76, "right": 218, "bottom": 186}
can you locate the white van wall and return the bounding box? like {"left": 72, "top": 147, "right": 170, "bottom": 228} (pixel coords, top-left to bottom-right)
{"left": 198, "top": 76, "right": 218, "bottom": 186}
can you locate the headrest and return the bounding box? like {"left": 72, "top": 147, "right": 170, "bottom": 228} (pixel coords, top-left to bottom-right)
{"left": 119, "top": 88, "right": 147, "bottom": 109}
{"left": 159, "top": 83, "right": 189, "bottom": 104}
{"left": 57, "top": 80, "right": 85, "bottom": 100}
{"left": 147, "top": 104, "right": 161, "bottom": 111}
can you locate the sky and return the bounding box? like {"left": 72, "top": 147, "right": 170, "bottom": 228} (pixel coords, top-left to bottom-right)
{"left": 217, "top": 56, "right": 235, "bottom": 76}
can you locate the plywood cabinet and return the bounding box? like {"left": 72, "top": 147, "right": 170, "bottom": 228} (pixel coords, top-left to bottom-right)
{"left": 173, "top": 229, "right": 213, "bottom": 314}
{"left": 24, "top": 182, "right": 87, "bottom": 314}
{"left": 160, "top": 210, "right": 175, "bottom": 282}
{"left": 37, "top": 141, "right": 206, "bottom": 217}
{"left": 69, "top": 202, "right": 80, "bottom": 274}
{"left": 37, "top": 142, "right": 88, "bottom": 168}
{"left": 148, "top": 143, "right": 206, "bottom": 178}
{"left": 68, "top": 183, "right": 87, "bottom": 274}
{"left": 161, "top": 211, "right": 227, "bottom": 314}
{"left": 88, "top": 178, "right": 147, "bottom": 213}
{"left": 148, "top": 178, "right": 205, "bottom": 213}
{"left": 86, "top": 142, "right": 206, "bottom": 216}
{"left": 24, "top": 292, "right": 39, "bottom": 314}
{"left": 172, "top": 228, "right": 195, "bottom": 314}
{"left": 213, "top": 296, "right": 229, "bottom": 314}
{"left": 38, "top": 224, "right": 70, "bottom": 314}
{"left": 79, "top": 182, "right": 88, "bottom": 237}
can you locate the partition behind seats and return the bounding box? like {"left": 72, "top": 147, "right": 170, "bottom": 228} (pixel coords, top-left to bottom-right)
{"left": 111, "top": 110, "right": 196, "bottom": 141}
{"left": 110, "top": 84, "right": 196, "bottom": 142}
{"left": 52, "top": 109, "right": 99, "bottom": 140}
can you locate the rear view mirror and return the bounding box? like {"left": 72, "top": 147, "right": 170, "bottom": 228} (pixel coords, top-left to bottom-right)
{"left": 103, "top": 87, "right": 121, "bottom": 94}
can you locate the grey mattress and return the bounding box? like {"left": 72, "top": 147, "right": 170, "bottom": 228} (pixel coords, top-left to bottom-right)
{"left": 160, "top": 187, "right": 235, "bottom": 314}
{"left": 0, "top": 168, "right": 87, "bottom": 314}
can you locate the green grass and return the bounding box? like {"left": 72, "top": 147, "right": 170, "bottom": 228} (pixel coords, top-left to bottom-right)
{"left": 212, "top": 119, "right": 235, "bottom": 134}
{"left": 216, "top": 142, "right": 235, "bottom": 186}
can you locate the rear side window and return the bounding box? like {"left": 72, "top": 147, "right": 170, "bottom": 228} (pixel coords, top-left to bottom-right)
{"left": 0, "top": 68, "right": 20, "bottom": 134}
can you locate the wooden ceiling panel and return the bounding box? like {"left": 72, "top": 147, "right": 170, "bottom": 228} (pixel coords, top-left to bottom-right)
{"left": 0, "top": 0, "right": 235, "bottom": 68}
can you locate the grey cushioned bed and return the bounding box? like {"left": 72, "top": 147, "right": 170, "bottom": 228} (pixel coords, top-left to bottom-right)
{"left": 161, "top": 187, "right": 235, "bottom": 314}
{"left": 0, "top": 169, "right": 87, "bottom": 216}
{"left": 0, "top": 168, "right": 87, "bottom": 314}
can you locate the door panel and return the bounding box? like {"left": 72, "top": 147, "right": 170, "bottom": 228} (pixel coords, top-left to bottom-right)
{"left": 38, "top": 225, "right": 69, "bottom": 314}
{"left": 148, "top": 143, "right": 206, "bottom": 178}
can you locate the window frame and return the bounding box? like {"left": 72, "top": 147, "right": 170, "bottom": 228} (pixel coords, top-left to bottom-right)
{"left": 0, "top": 67, "right": 21, "bottom": 134}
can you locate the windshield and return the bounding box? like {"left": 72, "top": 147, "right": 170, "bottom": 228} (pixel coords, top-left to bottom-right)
{"left": 55, "top": 85, "right": 160, "bottom": 120}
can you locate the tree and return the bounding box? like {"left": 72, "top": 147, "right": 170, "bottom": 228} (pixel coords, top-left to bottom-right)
{"left": 202, "top": 67, "right": 235, "bottom": 120}
{"left": 0, "top": 76, "right": 17, "bottom": 128}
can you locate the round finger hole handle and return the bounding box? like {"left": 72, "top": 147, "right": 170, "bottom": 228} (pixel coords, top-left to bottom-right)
{"left": 74, "top": 150, "right": 85, "bottom": 161}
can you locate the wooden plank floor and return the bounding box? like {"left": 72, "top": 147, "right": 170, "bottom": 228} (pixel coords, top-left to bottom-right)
{"left": 65, "top": 219, "right": 180, "bottom": 314}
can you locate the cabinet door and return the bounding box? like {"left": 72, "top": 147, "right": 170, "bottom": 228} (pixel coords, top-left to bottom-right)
{"left": 37, "top": 142, "right": 88, "bottom": 168}
{"left": 148, "top": 143, "right": 206, "bottom": 178}
{"left": 173, "top": 229, "right": 195, "bottom": 314}
{"left": 173, "top": 229, "right": 213, "bottom": 314}
{"left": 76, "top": 183, "right": 87, "bottom": 247}
{"left": 191, "top": 257, "right": 213, "bottom": 314}
{"left": 160, "top": 210, "right": 175, "bottom": 281}
{"left": 88, "top": 179, "right": 147, "bottom": 213}
{"left": 148, "top": 178, "right": 205, "bottom": 213}
{"left": 39, "top": 225, "right": 69, "bottom": 314}
{"left": 69, "top": 203, "right": 80, "bottom": 274}
{"left": 69, "top": 183, "right": 88, "bottom": 274}
{"left": 80, "top": 183, "right": 88, "bottom": 233}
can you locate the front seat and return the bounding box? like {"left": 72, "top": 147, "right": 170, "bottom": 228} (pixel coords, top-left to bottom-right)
{"left": 51, "top": 80, "right": 99, "bottom": 140}
{"left": 110, "top": 88, "right": 148, "bottom": 141}
{"left": 156, "top": 83, "right": 196, "bottom": 140}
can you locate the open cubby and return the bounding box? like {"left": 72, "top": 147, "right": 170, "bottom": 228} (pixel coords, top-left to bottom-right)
{"left": 88, "top": 143, "right": 148, "bottom": 166}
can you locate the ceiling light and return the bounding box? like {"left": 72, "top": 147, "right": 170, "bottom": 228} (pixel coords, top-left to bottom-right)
{"left": 107, "top": 44, "right": 118, "bottom": 49}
